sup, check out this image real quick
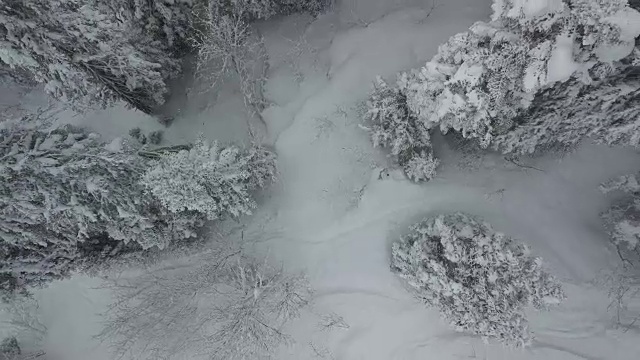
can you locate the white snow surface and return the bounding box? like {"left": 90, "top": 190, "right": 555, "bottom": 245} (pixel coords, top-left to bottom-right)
{"left": 597, "top": 6, "right": 640, "bottom": 62}
{"left": 547, "top": 32, "right": 580, "bottom": 85}
{"left": 3, "top": 1, "right": 640, "bottom": 359}
{"left": 492, "top": 0, "right": 565, "bottom": 21}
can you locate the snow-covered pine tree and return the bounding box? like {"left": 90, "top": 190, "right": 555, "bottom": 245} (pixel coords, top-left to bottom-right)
{"left": 141, "top": 137, "right": 276, "bottom": 221}
{"left": 392, "top": 213, "right": 564, "bottom": 346}
{"left": 364, "top": 77, "right": 439, "bottom": 182}
{"left": 493, "top": 64, "right": 640, "bottom": 154}
{"left": 0, "top": 117, "right": 200, "bottom": 293}
{"left": 402, "top": 0, "right": 640, "bottom": 148}
{"left": 127, "top": 0, "right": 194, "bottom": 54}
{"left": 0, "top": 0, "right": 189, "bottom": 114}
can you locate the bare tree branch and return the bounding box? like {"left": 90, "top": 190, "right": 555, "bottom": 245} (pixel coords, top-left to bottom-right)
{"left": 99, "top": 251, "right": 311, "bottom": 360}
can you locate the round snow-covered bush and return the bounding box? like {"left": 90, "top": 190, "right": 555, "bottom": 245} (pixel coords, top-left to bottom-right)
{"left": 403, "top": 152, "right": 439, "bottom": 182}
{"left": 391, "top": 213, "right": 564, "bottom": 346}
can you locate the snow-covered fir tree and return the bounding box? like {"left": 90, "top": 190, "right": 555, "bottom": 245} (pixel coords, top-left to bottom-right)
{"left": 392, "top": 213, "right": 564, "bottom": 346}
{"left": 141, "top": 137, "right": 277, "bottom": 221}
{"left": 0, "top": 0, "right": 192, "bottom": 113}
{"left": 364, "top": 77, "right": 439, "bottom": 182}
{"left": 128, "top": 0, "right": 194, "bottom": 53}
{"left": 493, "top": 64, "right": 640, "bottom": 153}
{"left": 401, "top": 0, "right": 640, "bottom": 147}
{"left": 0, "top": 117, "right": 202, "bottom": 293}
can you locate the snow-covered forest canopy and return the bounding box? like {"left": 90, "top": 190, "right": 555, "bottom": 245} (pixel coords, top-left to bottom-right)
{"left": 1, "top": 0, "right": 640, "bottom": 359}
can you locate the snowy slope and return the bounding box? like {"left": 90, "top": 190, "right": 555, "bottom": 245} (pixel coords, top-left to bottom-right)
{"left": 4, "top": 1, "right": 640, "bottom": 360}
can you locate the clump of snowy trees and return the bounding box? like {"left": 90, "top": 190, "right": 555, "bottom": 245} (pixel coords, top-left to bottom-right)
{"left": 0, "top": 112, "right": 276, "bottom": 295}
{"left": 364, "top": 0, "right": 640, "bottom": 179}
{"left": 493, "top": 66, "right": 640, "bottom": 154}
{"left": 1, "top": 0, "right": 331, "bottom": 118}
{"left": 392, "top": 213, "right": 564, "bottom": 346}
{"left": 0, "top": 0, "right": 194, "bottom": 114}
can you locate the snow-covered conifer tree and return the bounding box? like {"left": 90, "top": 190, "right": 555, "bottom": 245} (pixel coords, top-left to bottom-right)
{"left": 493, "top": 64, "right": 640, "bottom": 153}
{"left": 364, "top": 77, "right": 439, "bottom": 181}
{"left": 0, "top": 0, "right": 191, "bottom": 113}
{"left": 0, "top": 116, "right": 200, "bottom": 293}
{"left": 141, "top": 137, "right": 277, "bottom": 221}
{"left": 392, "top": 213, "right": 564, "bottom": 346}
{"left": 402, "top": 0, "right": 640, "bottom": 148}
{"left": 127, "top": 0, "right": 194, "bottom": 53}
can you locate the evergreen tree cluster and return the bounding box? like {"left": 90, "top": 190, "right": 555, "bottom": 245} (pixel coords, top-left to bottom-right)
{"left": 0, "top": 114, "right": 276, "bottom": 295}
{"left": 364, "top": 0, "right": 640, "bottom": 178}
{"left": 0, "top": 0, "right": 194, "bottom": 114}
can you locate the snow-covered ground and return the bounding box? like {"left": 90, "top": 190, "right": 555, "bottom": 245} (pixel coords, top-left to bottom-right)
{"left": 3, "top": 0, "right": 640, "bottom": 359}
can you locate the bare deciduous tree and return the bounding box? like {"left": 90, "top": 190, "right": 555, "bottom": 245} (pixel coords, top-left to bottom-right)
{"left": 99, "top": 250, "right": 311, "bottom": 360}
{"left": 0, "top": 296, "right": 47, "bottom": 359}
{"left": 597, "top": 266, "right": 640, "bottom": 333}
{"left": 191, "top": 5, "right": 270, "bottom": 131}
